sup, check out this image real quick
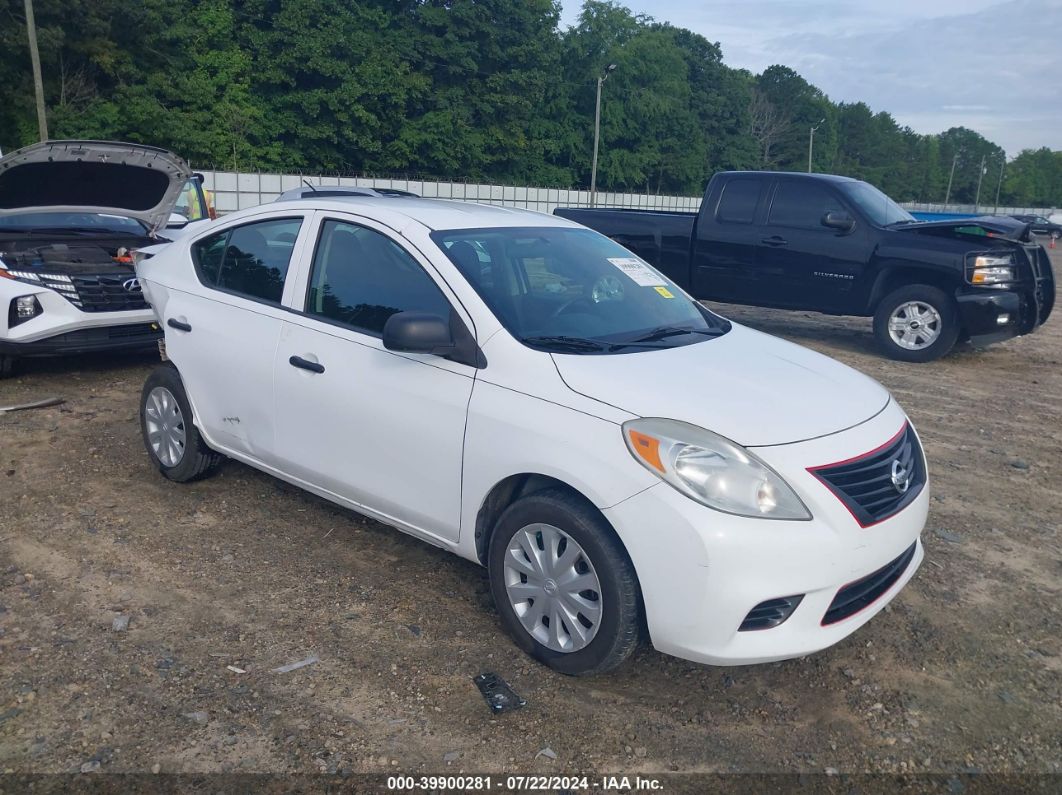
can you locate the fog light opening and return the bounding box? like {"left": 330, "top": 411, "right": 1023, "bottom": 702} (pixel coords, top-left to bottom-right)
{"left": 996, "top": 313, "right": 1011, "bottom": 326}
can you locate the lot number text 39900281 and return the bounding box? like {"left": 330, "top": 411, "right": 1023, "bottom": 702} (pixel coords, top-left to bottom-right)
{"left": 387, "top": 774, "right": 665, "bottom": 791}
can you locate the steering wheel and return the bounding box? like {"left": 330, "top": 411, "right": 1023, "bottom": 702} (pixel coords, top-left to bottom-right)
{"left": 549, "top": 296, "right": 596, "bottom": 319}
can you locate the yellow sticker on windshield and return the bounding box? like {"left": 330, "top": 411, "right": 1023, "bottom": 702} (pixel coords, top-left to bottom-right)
{"left": 654, "top": 286, "right": 675, "bottom": 298}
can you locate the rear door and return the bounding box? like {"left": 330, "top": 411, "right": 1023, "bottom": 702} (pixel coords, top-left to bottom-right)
{"left": 162, "top": 212, "right": 311, "bottom": 464}
{"left": 691, "top": 175, "right": 767, "bottom": 301}
{"left": 272, "top": 214, "right": 476, "bottom": 543}
{"left": 753, "top": 179, "right": 869, "bottom": 311}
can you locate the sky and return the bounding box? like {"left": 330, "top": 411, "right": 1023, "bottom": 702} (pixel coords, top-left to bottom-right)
{"left": 558, "top": 0, "right": 1062, "bottom": 157}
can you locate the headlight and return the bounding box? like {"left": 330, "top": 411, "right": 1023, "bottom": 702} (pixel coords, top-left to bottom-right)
{"left": 969, "top": 253, "right": 1014, "bottom": 285}
{"left": 623, "top": 418, "right": 812, "bottom": 520}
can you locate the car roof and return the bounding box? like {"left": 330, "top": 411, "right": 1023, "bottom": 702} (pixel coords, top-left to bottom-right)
{"left": 717, "top": 170, "right": 859, "bottom": 183}
{"left": 234, "top": 196, "right": 578, "bottom": 232}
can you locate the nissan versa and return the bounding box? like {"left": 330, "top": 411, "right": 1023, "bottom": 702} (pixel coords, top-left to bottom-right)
{"left": 135, "top": 197, "right": 928, "bottom": 675}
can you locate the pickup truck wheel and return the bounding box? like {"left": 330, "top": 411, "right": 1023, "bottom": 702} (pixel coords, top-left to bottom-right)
{"left": 0, "top": 355, "right": 15, "bottom": 379}
{"left": 873, "top": 285, "right": 959, "bottom": 363}
{"left": 487, "top": 489, "right": 642, "bottom": 676}
{"left": 140, "top": 365, "right": 224, "bottom": 482}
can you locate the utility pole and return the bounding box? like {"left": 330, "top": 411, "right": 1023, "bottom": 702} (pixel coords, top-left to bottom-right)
{"left": 808, "top": 118, "right": 825, "bottom": 173}
{"left": 24, "top": 0, "right": 49, "bottom": 141}
{"left": 590, "top": 63, "right": 616, "bottom": 208}
{"left": 974, "top": 154, "right": 987, "bottom": 212}
{"left": 993, "top": 156, "right": 1005, "bottom": 214}
{"left": 944, "top": 153, "right": 959, "bottom": 206}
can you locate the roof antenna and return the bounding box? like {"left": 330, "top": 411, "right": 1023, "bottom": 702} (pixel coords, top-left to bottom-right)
{"left": 302, "top": 179, "right": 318, "bottom": 193}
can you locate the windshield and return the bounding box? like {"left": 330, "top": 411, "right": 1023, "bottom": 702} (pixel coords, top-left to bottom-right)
{"left": 0, "top": 212, "right": 147, "bottom": 234}
{"left": 432, "top": 226, "right": 728, "bottom": 354}
{"left": 840, "top": 182, "right": 915, "bottom": 227}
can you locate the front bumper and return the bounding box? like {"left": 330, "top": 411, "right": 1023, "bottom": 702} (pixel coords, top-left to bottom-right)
{"left": 0, "top": 285, "right": 160, "bottom": 358}
{"left": 604, "top": 400, "right": 927, "bottom": 666}
{"left": 956, "top": 246, "right": 1055, "bottom": 344}
{"left": 0, "top": 322, "right": 161, "bottom": 357}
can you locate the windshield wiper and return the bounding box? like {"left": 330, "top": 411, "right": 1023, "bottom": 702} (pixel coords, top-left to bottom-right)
{"left": 521, "top": 335, "right": 614, "bottom": 352}
{"left": 626, "top": 325, "right": 726, "bottom": 344}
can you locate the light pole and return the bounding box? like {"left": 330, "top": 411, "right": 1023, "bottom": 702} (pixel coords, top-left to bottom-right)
{"left": 590, "top": 63, "right": 616, "bottom": 207}
{"left": 944, "top": 152, "right": 959, "bottom": 205}
{"left": 807, "top": 118, "right": 824, "bottom": 173}
{"left": 993, "top": 156, "right": 1005, "bottom": 214}
{"left": 974, "top": 154, "right": 987, "bottom": 212}
{"left": 24, "top": 0, "right": 48, "bottom": 141}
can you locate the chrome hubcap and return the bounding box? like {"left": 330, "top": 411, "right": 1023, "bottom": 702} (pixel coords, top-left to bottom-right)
{"left": 144, "top": 386, "right": 187, "bottom": 467}
{"left": 888, "top": 301, "right": 942, "bottom": 350}
{"left": 503, "top": 523, "right": 602, "bottom": 653}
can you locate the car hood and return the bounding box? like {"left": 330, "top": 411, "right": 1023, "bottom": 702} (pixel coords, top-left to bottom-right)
{"left": 903, "top": 215, "right": 1032, "bottom": 242}
{"left": 0, "top": 140, "right": 191, "bottom": 234}
{"left": 552, "top": 324, "right": 890, "bottom": 447}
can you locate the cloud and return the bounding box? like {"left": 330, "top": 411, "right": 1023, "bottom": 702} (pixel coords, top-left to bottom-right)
{"left": 558, "top": 0, "right": 1061, "bottom": 155}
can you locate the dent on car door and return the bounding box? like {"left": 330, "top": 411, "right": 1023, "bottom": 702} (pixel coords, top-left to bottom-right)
{"left": 272, "top": 216, "right": 475, "bottom": 543}
{"left": 165, "top": 214, "right": 308, "bottom": 461}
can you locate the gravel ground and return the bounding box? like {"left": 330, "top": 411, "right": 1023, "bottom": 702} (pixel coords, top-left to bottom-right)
{"left": 0, "top": 246, "right": 1059, "bottom": 784}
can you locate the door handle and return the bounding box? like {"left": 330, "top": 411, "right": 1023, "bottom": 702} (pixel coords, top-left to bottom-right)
{"left": 167, "top": 318, "right": 192, "bottom": 332}
{"left": 761, "top": 236, "right": 788, "bottom": 247}
{"left": 289, "top": 355, "right": 325, "bottom": 374}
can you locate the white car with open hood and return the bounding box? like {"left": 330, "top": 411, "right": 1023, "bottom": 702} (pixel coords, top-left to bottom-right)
{"left": 136, "top": 196, "right": 928, "bottom": 675}
{"left": 0, "top": 140, "right": 210, "bottom": 376}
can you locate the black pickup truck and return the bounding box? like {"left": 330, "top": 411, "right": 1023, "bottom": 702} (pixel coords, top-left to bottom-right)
{"left": 556, "top": 172, "right": 1055, "bottom": 362}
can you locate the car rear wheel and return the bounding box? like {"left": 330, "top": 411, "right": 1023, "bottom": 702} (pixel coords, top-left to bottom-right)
{"left": 140, "top": 364, "right": 224, "bottom": 482}
{"left": 873, "top": 285, "right": 960, "bottom": 363}
{"left": 487, "top": 489, "right": 642, "bottom": 676}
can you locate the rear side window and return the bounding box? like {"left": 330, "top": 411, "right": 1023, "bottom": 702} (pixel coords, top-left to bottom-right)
{"left": 716, "top": 179, "right": 762, "bottom": 224}
{"left": 768, "top": 182, "right": 845, "bottom": 230}
{"left": 191, "top": 217, "right": 303, "bottom": 304}
{"left": 305, "top": 219, "right": 451, "bottom": 336}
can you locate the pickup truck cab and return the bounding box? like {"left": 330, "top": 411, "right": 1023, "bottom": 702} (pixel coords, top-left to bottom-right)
{"left": 0, "top": 140, "right": 210, "bottom": 377}
{"left": 557, "top": 172, "right": 1055, "bottom": 362}
{"left": 136, "top": 196, "right": 927, "bottom": 674}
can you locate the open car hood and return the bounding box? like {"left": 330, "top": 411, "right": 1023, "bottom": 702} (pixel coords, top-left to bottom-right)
{"left": 0, "top": 140, "right": 191, "bottom": 235}
{"left": 904, "top": 215, "right": 1032, "bottom": 242}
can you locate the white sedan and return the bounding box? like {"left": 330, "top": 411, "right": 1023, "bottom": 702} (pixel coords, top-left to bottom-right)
{"left": 135, "top": 197, "right": 927, "bottom": 675}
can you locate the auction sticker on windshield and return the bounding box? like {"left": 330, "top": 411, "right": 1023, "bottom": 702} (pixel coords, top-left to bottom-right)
{"left": 607, "top": 257, "right": 667, "bottom": 287}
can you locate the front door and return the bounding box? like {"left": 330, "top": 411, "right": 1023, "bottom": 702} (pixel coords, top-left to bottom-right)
{"left": 753, "top": 179, "right": 868, "bottom": 311}
{"left": 273, "top": 216, "right": 476, "bottom": 543}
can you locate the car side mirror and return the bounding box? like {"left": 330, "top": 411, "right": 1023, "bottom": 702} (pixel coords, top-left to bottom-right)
{"left": 383, "top": 311, "right": 455, "bottom": 356}
{"left": 822, "top": 211, "right": 856, "bottom": 233}
{"left": 166, "top": 212, "right": 189, "bottom": 229}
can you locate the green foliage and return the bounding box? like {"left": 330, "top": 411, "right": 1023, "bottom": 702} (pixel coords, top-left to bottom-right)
{"left": 0, "top": 0, "right": 1056, "bottom": 205}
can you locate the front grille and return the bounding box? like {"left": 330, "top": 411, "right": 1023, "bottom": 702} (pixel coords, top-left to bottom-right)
{"left": 822, "top": 542, "right": 917, "bottom": 625}
{"left": 5, "top": 270, "right": 148, "bottom": 313}
{"left": 70, "top": 273, "right": 148, "bottom": 312}
{"left": 739, "top": 595, "right": 804, "bottom": 631}
{"left": 808, "top": 423, "right": 925, "bottom": 527}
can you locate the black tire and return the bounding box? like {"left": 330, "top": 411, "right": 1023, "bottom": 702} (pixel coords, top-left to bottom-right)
{"left": 0, "top": 355, "right": 15, "bottom": 379}
{"left": 873, "top": 284, "right": 960, "bottom": 363}
{"left": 487, "top": 488, "right": 642, "bottom": 676}
{"left": 139, "top": 364, "right": 224, "bottom": 482}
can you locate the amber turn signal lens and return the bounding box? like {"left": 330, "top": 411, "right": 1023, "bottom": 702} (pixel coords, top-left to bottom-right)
{"left": 627, "top": 429, "right": 665, "bottom": 473}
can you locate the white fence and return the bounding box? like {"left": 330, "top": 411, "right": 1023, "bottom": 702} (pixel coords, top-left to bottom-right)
{"left": 196, "top": 169, "right": 1056, "bottom": 218}
{"left": 197, "top": 170, "right": 702, "bottom": 216}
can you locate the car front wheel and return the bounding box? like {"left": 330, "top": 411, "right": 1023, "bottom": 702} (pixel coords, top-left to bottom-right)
{"left": 487, "top": 489, "right": 642, "bottom": 676}
{"left": 139, "top": 364, "right": 224, "bottom": 482}
{"left": 873, "top": 284, "right": 960, "bottom": 363}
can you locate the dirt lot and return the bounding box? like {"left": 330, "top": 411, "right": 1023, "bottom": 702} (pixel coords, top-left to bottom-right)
{"left": 1, "top": 247, "right": 1060, "bottom": 785}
